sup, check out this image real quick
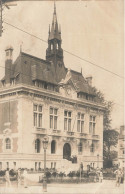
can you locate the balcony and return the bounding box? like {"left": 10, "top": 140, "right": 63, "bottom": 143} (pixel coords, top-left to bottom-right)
{"left": 79, "top": 132, "right": 88, "bottom": 139}
{"left": 33, "top": 127, "right": 47, "bottom": 134}
{"left": 92, "top": 134, "right": 100, "bottom": 140}
{"left": 51, "top": 129, "right": 61, "bottom": 137}
{"left": 67, "top": 131, "right": 75, "bottom": 136}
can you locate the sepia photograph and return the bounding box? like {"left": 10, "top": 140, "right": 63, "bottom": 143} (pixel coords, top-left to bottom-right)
{"left": 0, "top": 0, "right": 124, "bottom": 193}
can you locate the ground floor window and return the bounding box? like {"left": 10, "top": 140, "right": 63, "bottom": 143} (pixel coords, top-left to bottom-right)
{"left": 0, "top": 162, "right": 2, "bottom": 170}
{"left": 51, "top": 140, "right": 56, "bottom": 154}
{"left": 35, "top": 139, "right": 40, "bottom": 153}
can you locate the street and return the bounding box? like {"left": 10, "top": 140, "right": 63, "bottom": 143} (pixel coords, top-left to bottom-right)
{"left": 0, "top": 180, "right": 124, "bottom": 194}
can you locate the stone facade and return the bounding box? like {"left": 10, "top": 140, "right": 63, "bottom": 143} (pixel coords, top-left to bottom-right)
{"left": 0, "top": 4, "right": 105, "bottom": 172}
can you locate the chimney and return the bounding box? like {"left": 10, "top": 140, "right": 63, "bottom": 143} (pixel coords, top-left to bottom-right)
{"left": 5, "top": 46, "right": 13, "bottom": 61}
{"left": 5, "top": 46, "right": 14, "bottom": 84}
{"left": 86, "top": 75, "right": 92, "bottom": 86}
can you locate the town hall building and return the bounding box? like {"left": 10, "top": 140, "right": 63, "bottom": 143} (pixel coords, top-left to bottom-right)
{"left": 0, "top": 4, "right": 105, "bottom": 172}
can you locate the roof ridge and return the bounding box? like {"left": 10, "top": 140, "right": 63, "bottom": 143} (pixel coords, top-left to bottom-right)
{"left": 21, "top": 52, "right": 51, "bottom": 64}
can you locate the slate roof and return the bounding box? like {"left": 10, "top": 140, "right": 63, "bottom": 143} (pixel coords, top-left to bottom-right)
{"left": 59, "top": 69, "right": 96, "bottom": 96}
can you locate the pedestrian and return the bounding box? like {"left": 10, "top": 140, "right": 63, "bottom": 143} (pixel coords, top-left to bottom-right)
{"left": 23, "top": 169, "right": 28, "bottom": 188}
{"left": 114, "top": 168, "right": 122, "bottom": 187}
{"left": 5, "top": 169, "right": 11, "bottom": 187}
{"left": 99, "top": 170, "right": 103, "bottom": 183}
{"left": 17, "top": 168, "right": 21, "bottom": 187}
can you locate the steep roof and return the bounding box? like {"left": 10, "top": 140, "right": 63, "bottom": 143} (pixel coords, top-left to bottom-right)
{"left": 59, "top": 69, "right": 96, "bottom": 96}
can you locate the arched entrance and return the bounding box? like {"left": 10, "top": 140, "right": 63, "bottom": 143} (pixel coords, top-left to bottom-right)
{"left": 63, "top": 143, "right": 71, "bottom": 160}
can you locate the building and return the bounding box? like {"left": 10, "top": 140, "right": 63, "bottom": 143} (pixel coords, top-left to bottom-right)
{"left": 118, "top": 126, "right": 125, "bottom": 169}
{"left": 0, "top": 4, "right": 105, "bottom": 172}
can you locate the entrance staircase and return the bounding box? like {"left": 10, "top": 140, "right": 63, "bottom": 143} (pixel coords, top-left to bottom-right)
{"left": 59, "top": 159, "right": 80, "bottom": 174}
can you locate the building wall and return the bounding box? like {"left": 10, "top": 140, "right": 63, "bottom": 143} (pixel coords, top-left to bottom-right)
{"left": 0, "top": 87, "right": 104, "bottom": 171}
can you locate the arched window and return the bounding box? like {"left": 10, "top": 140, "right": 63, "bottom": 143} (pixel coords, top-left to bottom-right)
{"left": 90, "top": 143, "right": 94, "bottom": 153}
{"left": 35, "top": 139, "right": 40, "bottom": 153}
{"left": 51, "top": 140, "right": 56, "bottom": 154}
{"left": 5, "top": 138, "right": 11, "bottom": 150}
{"left": 78, "top": 142, "right": 82, "bottom": 154}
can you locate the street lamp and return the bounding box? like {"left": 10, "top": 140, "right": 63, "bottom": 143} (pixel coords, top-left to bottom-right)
{"left": 97, "top": 154, "right": 99, "bottom": 168}
{"left": 42, "top": 136, "right": 49, "bottom": 192}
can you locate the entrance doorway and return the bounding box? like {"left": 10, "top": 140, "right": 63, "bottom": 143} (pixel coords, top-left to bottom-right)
{"left": 63, "top": 143, "right": 71, "bottom": 160}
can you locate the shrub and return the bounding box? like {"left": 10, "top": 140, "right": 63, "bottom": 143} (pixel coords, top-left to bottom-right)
{"left": 9, "top": 169, "right": 17, "bottom": 177}
{"left": 52, "top": 171, "right": 58, "bottom": 178}
{"left": 0, "top": 170, "right": 5, "bottom": 177}
{"left": 46, "top": 171, "right": 51, "bottom": 178}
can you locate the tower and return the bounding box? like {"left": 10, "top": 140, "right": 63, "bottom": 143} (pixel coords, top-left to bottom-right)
{"left": 46, "top": 3, "right": 63, "bottom": 68}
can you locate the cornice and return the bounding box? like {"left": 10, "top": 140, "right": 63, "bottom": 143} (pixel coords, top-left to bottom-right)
{"left": 0, "top": 84, "right": 105, "bottom": 111}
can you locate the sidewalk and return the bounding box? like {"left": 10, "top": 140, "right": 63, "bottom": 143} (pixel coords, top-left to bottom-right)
{"left": 0, "top": 180, "right": 124, "bottom": 194}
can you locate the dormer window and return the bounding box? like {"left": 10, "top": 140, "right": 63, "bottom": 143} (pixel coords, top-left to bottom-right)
{"left": 10, "top": 78, "right": 15, "bottom": 85}
{"left": 1, "top": 80, "right": 5, "bottom": 87}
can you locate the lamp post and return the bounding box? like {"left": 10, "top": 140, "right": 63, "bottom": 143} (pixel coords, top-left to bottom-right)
{"left": 97, "top": 154, "right": 99, "bottom": 168}
{"left": 42, "top": 136, "right": 49, "bottom": 192}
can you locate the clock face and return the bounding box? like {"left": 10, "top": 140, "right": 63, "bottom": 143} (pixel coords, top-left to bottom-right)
{"left": 65, "top": 86, "right": 71, "bottom": 95}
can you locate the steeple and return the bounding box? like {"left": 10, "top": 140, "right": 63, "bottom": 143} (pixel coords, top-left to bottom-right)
{"left": 48, "top": 2, "right": 61, "bottom": 41}
{"left": 46, "top": 2, "right": 63, "bottom": 64}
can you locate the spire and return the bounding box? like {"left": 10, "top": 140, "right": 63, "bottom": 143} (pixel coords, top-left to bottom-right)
{"left": 54, "top": 1, "right": 56, "bottom": 14}
{"left": 48, "top": 2, "right": 61, "bottom": 41}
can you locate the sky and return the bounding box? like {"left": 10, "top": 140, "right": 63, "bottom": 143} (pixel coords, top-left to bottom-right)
{"left": 0, "top": 0, "right": 124, "bottom": 129}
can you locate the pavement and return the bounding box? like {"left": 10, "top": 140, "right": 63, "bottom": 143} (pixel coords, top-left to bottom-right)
{"left": 0, "top": 180, "right": 124, "bottom": 194}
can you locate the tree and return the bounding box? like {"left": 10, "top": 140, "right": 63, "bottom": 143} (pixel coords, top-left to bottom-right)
{"left": 93, "top": 87, "right": 113, "bottom": 130}
{"left": 103, "top": 129, "right": 119, "bottom": 168}
{"left": 93, "top": 87, "right": 118, "bottom": 168}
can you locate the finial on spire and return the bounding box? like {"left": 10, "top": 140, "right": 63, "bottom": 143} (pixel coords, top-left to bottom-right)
{"left": 54, "top": 1, "right": 56, "bottom": 14}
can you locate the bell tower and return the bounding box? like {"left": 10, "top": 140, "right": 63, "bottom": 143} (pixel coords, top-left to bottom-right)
{"left": 46, "top": 3, "right": 63, "bottom": 66}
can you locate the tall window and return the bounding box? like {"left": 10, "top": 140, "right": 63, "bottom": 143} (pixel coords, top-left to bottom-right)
{"left": 90, "top": 143, "right": 94, "bottom": 153}
{"left": 5, "top": 138, "right": 11, "bottom": 150}
{"left": 78, "top": 142, "right": 82, "bottom": 154}
{"left": 50, "top": 107, "right": 58, "bottom": 129}
{"left": 33, "top": 104, "right": 42, "bottom": 127}
{"left": 35, "top": 139, "right": 40, "bottom": 153}
{"left": 51, "top": 140, "right": 56, "bottom": 154}
{"left": 77, "top": 113, "right": 84, "bottom": 133}
{"left": 64, "top": 110, "right": 72, "bottom": 131}
{"left": 89, "top": 115, "right": 96, "bottom": 134}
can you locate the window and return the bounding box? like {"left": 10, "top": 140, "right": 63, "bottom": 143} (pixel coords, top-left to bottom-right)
{"left": 90, "top": 143, "right": 94, "bottom": 153}
{"left": 33, "top": 104, "right": 42, "bottom": 127}
{"left": 89, "top": 115, "right": 96, "bottom": 134}
{"left": 5, "top": 138, "right": 11, "bottom": 150}
{"left": 13, "top": 162, "right": 16, "bottom": 169}
{"left": 7, "top": 162, "right": 9, "bottom": 169}
{"left": 2, "top": 80, "right": 5, "bottom": 87}
{"left": 35, "top": 162, "right": 37, "bottom": 171}
{"left": 39, "top": 162, "right": 41, "bottom": 170}
{"left": 51, "top": 162, "right": 53, "bottom": 169}
{"left": 54, "top": 162, "right": 56, "bottom": 169}
{"left": 10, "top": 78, "right": 15, "bottom": 85}
{"left": 77, "top": 113, "right": 84, "bottom": 133}
{"left": 51, "top": 140, "right": 56, "bottom": 154}
{"left": 50, "top": 107, "right": 58, "bottom": 129}
{"left": 64, "top": 110, "right": 72, "bottom": 131}
{"left": 35, "top": 139, "right": 40, "bottom": 153}
{"left": 78, "top": 142, "right": 82, "bottom": 154}
{"left": 0, "top": 162, "right": 2, "bottom": 170}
